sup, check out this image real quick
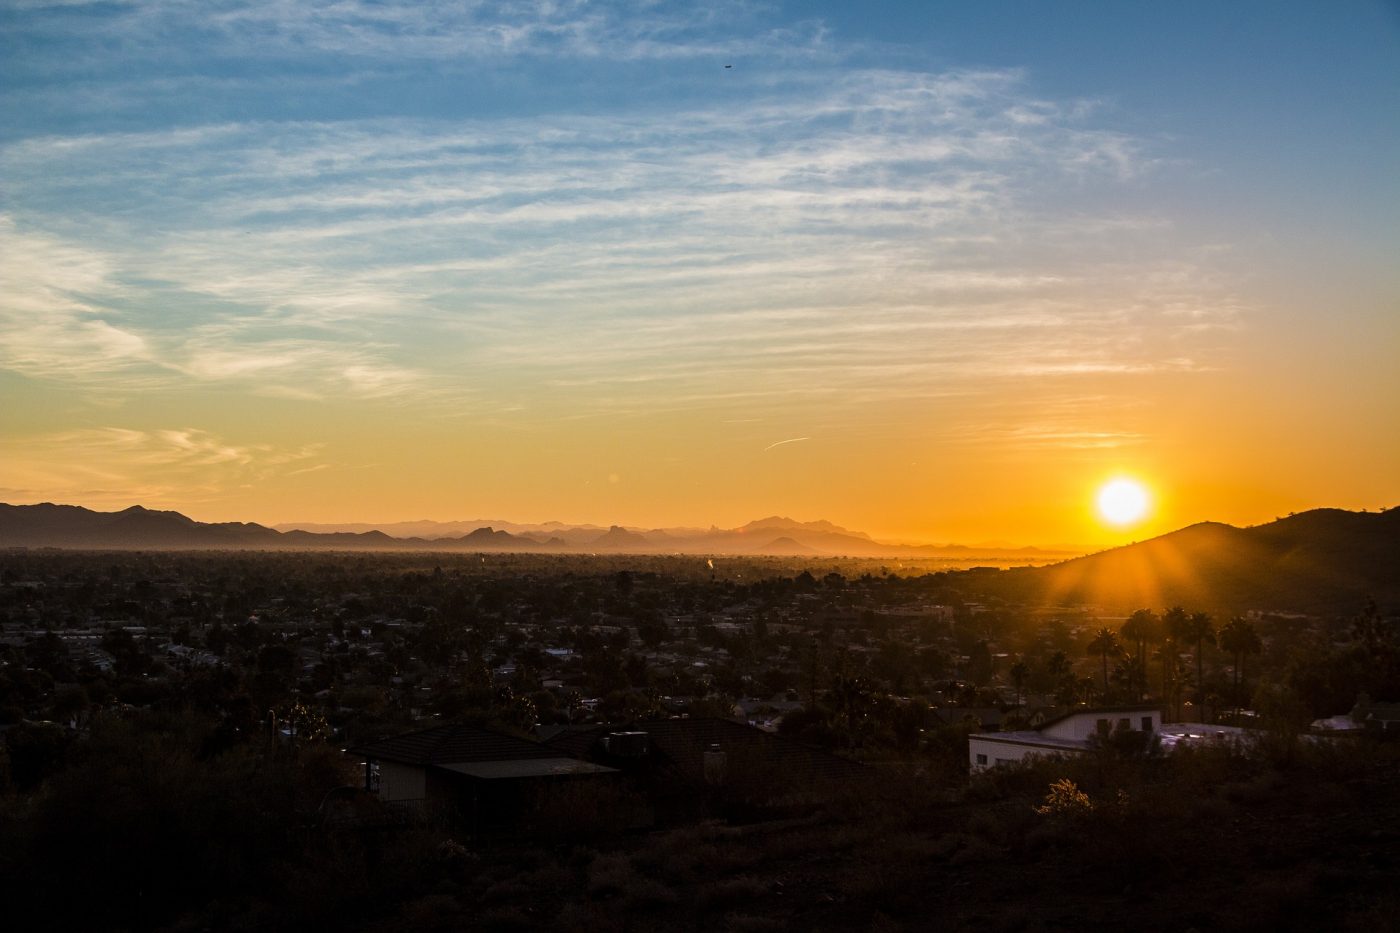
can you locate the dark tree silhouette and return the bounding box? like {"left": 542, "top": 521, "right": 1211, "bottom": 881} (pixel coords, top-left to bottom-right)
{"left": 967, "top": 639, "right": 994, "bottom": 687}
{"left": 1009, "top": 658, "right": 1029, "bottom": 708}
{"left": 1086, "top": 628, "right": 1122, "bottom": 701}
{"left": 1162, "top": 606, "right": 1190, "bottom": 720}
{"left": 1183, "top": 611, "right": 1216, "bottom": 720}
{"left": 1119, "top": 609, "right": 1160, "bottom": 701}
{"left": 1218, "top": 615, "right": 1262, "bottom": 722}
{"left": 1046, "top": 650, "right": 1075, "bottom": 705}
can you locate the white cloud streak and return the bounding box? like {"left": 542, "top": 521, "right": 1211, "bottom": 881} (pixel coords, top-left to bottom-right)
{"left": 7, "top": 0, "right": 826, "bottom": 66}
{"left": 0, "top": 427, "right": 324, "bottom": 508}
{"left": 1, "top": 6, "right": 1242, "bottom": 437}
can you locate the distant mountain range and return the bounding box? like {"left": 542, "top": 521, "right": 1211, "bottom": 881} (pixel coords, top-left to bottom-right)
{"left": 0, "top": 503, "right": 1070, "bottom": 559}
{"left": 5, "top": 501, "right": 1394, "bottom": 610}
{"left": 986, "top": 507, "right": 1400, "bottom": 613}
{"left": 3, "top": 502, "right": 1397, "bottom": 611}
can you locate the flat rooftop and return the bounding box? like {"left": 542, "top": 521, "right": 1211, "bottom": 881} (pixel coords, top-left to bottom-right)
{"left": 969, "top": 732, "right": 1088, "bottom": 752}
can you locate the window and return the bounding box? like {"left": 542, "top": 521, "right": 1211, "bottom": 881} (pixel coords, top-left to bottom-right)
{"left": 975, "top": 754, "right": 987, "bottom": 765}
{"left": 1141, "top": 717, "right": 1153, "bottom": 731}
{"left": 1118, "top": 718, "right": 1130, "bottom": 732}
{"left": 1096, "top": 718, "right": 1110, "bottom": 734}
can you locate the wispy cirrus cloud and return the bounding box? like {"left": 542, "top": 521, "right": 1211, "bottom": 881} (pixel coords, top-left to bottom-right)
{"left": 0, "top": 216, "right": 428, "bottom": 400}
{"left": 0, "top": 64, "right": 1233, "bottom": 427}
{"left": 0, "top": 218, "right": 152, "bottom": 378}
{"left": 5, "top": 0, "right": 826, "bottom": 66}
{"left": 0, "top": 427, "right": 324, "bottom": 509}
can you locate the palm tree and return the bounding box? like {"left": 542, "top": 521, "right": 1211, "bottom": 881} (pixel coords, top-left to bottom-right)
{"left": 1182, "top": 611, "right": 1216, "bottom": 721}
{"left": 1162, "top": 606, "right": 1189, "bottom": 720}
{"left": 1218, "top": 616, "right": 1262, "bottom": 722}
{"left": 1046, "top": 650, "right": 1075, "bottom": 706}
{"left": 1086, "top": 628, "right": 1122, "bottom": 702}
{"left": 1119, "top": 609, "right": 1160, "bottom": 701}
{"left": 1009, "top": 658, "right": 1029, "bottom": 708}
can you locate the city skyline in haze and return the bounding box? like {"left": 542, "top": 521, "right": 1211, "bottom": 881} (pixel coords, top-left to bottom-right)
{"left": 2, "top": 1, "right": 1397, "bottom": 547}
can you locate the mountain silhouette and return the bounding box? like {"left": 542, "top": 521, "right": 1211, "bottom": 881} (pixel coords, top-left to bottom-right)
{"left": 589, "top": 525, "right": 653, "bottom": 550}
{"left": 0, "top": 503, "right": 279, "bottom": 548}
{"left": 266, "top": 512, "right": 1077, "bottom": 557}
{"left": 761, "top": 536, "right": 819, "bottom": 555}
{"left": 989, "top": 507, "right": 1400, "bottom": 613}
{"left": 449, "top": 527, "right": 546, "bottom": 549}
{"left": 737, "top": 516, "right": 869, "bottom": 539}
{"left": 5, "top": 502, "right": 1057, "bottom": 557}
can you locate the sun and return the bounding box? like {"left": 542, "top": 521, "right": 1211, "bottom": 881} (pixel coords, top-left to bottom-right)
{"left": 1096, "top": 478, "right": 1151, "bottom": 527}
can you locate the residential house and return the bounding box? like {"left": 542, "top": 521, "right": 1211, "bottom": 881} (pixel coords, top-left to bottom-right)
{"left": 348, "top": 722, "right": 619, "bottom": 834}
{"left": 545, "top": 717, "right": 869, "bottom": 821}
{"left": 968, "top": 706, "right": 1162, "bottom": 770}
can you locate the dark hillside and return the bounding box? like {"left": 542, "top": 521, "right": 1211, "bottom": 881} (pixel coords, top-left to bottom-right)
{"left": 0, "top": 503, "right": 281, "bottom": 549}
{"left": 987, "top": 507, "right": 1400, "bottom": 613}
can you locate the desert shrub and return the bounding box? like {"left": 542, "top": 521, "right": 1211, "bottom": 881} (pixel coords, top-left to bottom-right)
{"left": 631, "top": 822, "right": 761, "bottom": 884}
{"left": 1022, "top": 819, "right": 1076, "bottom": 858}
{"left": 925, "top": 831, "right": 978, "bottom": 860}
{"left": 858, "top": 764, "right": 961, "bottom": 831}
{"left": 1221, "top": 770, "right": 1283, "bottom": 805}
{"left": 721, "top": 913, "right": 786, "bottom": 933}
{"left": 1236, "top": 863, "right": 1327, "bottom": 929}
{"left": 1160, "top": 741, "right": 1253, "bottom": 790}
{"left": 481, "top": 877, "right": 536, "bottom": 906}
{"left": 582, "top": 849, "right": 680, "bottom": 910}
{"left": 587, "top": 852, "right": 636, "bottom": 898}
{"left": 964, "top": 754, "right": 1079, "bottom": 802}
{"left": 873, "top": 829, "right": 955, "bottom": 862}
{"left": 966, "top": 800, "right": 1038, "bottom": 848}
{"left": 476, "top": 906, "right": 540, "bottom": 933}
{"left": 1034, "top": 778, "right": 1093, "bottom": 816}
{"left": 620, "top": 874, "right": 683, "bottom": 911}
{"left": 2, "top": 721, "right": 72, "bottom": 791}
{"left": 1340, "top": 896, "right": 1400, "bottom": 933}
{"left": 948, "top": 835, "right": 1003, "bottom": 866}
{"left": 11, "top": 724, "right": 296, "bottom": 930}
{"left": 695, "top": 875, "right": 769, "bottom": 913}
{"left": 553, "top": 901, "right": 625, "bottom": 933}
{"left": 396, "top": 894, "right": 469, "bottom": 931}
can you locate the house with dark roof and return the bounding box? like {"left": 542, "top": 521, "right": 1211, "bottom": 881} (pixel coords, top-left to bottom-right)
{"left": 348, "top": 723, "right": 621, "bottom": 833}
{"left": 544, "top": 718, "right": 870, "bottom": 820}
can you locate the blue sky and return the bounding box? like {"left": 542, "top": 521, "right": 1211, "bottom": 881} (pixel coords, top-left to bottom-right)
{"left": 1, "top": 1, "right": 1396, "bottom": 542}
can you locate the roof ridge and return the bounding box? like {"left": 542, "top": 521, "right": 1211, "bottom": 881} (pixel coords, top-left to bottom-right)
{"left": 427, "top": 723, "right": 455, "bottom": 762}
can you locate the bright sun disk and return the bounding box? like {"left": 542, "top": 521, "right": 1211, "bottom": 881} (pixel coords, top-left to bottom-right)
{"left": 1097, "top": 478, "right": 1151, "bottom": 526}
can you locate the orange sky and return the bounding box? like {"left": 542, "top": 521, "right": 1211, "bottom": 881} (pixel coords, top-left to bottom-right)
{"left": 2, "top": 3, "right": 1397, "bottom": 549}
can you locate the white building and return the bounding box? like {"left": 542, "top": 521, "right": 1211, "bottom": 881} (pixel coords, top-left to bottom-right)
{"left": 968, "top": 706, "right": 1162, "bottom": 770}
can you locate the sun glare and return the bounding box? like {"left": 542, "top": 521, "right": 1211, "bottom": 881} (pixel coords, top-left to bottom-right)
{"left": 1097, "top": 478, "right": 1151, "bottom": 527}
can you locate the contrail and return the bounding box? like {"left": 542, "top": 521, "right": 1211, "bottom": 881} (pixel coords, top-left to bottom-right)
{"left": 763, "top": 437, "right": 810, "bottom": 452}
